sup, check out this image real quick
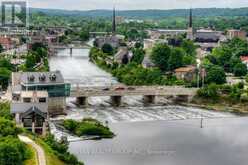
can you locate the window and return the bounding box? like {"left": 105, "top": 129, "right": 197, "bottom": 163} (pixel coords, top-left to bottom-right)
{"left": 23, "top": 97, "right": 31, "bottom": 103}
{"left": 39, "top": 98, "right": 46, "bottom": 103}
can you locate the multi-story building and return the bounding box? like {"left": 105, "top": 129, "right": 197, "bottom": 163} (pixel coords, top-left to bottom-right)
{"left": 11, "top": 71, "right": 70, "bottom": 115}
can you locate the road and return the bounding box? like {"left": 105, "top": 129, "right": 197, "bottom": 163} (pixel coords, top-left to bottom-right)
{"left": 18, "top": 135, "right": 46, "bottom": 165}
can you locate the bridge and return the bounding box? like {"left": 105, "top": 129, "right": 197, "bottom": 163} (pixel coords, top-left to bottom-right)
{"left": 70, "top": 86, "right": 198, "bottom": 106}
{"left": 49, "top": 43, "right": 92, "bottom": 56}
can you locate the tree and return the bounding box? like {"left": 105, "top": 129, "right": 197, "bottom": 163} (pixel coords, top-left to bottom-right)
{"left": 101, "top": 43, "right": 113, "bottom": 55}
{"left": 168, "top": 48, "right": 184, "bottom": 70}
{"left": 131, "top": 48, "right": 145, "bottom": 64}
{"left": 79, "top": 30, "right": 90, "bottom": 41}
{"left": 233, "top": 63, "right": 247, "bottom": 77}
{"left": 0, "top": 137, "right": 29, "bottom": 165}
{"left": 197, "top": 83, "right": 220, "bottom": 99}
{"left": 151, "top": 43, "right": 171, "bottom": 71}
{"left": 181, "top": 40, "right": 196, "bottom": 56}
{"left": 0, "top": 45, "right": 3, "bottom": 53}
{"left": 206, "top": 65, "right": 226, "bottom": 84}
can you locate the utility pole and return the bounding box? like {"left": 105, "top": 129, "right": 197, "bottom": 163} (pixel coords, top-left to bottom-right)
{"left": 200, "top": 114, "right": 203, "bottom": 128}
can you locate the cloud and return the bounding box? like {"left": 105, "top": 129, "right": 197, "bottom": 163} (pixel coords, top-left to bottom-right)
{"left": 28, "top": 0, "right": 248, "bottom": 10}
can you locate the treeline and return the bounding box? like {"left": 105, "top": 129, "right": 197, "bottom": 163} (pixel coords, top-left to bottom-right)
{"left": 31, "top": 8, "right": 248, "bottom": 19}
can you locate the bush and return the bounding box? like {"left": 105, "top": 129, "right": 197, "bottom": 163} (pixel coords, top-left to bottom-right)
{"left": 233, "top": 63, "right": 247, "bottom": 77}
{"left": 63, "top": 118, "right": 114, "bottom": 138}
{"left": 44, "top": 134, "right": 83, "bottom": 165}
{"left": 206, "top": 65, "right": 226, "bottom": 84}
{"left": 0, "top": 137, "right": 30, "bottom": 165}
{"left": 197, "top": 84, "right": 220, "bottom": 99}
{"left": 0, "top": 118, "right": 22, "bottom": 137}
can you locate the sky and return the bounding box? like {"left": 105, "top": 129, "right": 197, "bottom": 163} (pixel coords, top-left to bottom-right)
{"left": 28, "top": 0, "right": 248, "bottom": 10}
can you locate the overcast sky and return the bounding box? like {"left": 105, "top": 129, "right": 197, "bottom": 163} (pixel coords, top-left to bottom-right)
{"left": 28, "top": 0, "right": 247, "bottom": 10}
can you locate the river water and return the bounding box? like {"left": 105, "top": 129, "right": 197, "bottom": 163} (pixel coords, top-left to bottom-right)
{"left": 48, "top": 48, "right": 246, "bottom": 165}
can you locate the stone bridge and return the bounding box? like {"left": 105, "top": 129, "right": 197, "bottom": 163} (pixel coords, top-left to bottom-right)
{"left": 70, "top": 86, "right": 198, "bottom": 106}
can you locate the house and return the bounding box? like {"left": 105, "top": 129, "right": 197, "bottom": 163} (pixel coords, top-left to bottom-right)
{"left": 240, "top": 56, "right": 248, "bottom": 69}
{"left": 11, "top": 71, "right": 70, "bottom": 115}
{"left": 227, "top": 29, "right": 247, "bottom": 40}
{"left": 11, "top": 91, "right": 48, "bottom": 135}
{"left": 114, "top": 47, "right": 133, "bottom": 64}
{"left": 0, "top": 36, "right": 14, "bottom": 50}
{"left": 174, "top": 66, "right": 197, "bottom": 82}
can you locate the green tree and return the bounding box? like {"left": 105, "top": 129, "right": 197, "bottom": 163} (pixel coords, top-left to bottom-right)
{"left": 168, "top": 47, "right": 184, "bottom": 70}
{"left": 101, "top": 43, "right": 113, "bottom": 55}
{"left": 206, "top": 65, "right": 226, "bottom": 84}
{"left": 181, "top": 39, "right": 196, "bottom": 56}
{"left": 151, "top": 43, "right": 171, "bottom": 71}
{"left": 79, "top": 30, "right": 90, "bottom": 41}
{"left": 197, "top": 83, "right": 220, "bottom": 99}
{"left": 0, "top": 45, "right": 3, "bottom": 53}
{"left": 131, "top": 48, "right": 145, "bottom": 64}
{"left": 0, "top": 137, "right": 29, "bottom": 165}
{"left": 233, "top": 63, "right": 247, "bottom": 77}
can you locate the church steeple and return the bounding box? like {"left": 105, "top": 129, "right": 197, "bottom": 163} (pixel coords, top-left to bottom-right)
{"left": 112, "top": 6, "right": 116, "bottom": 34}
{"left": 187, "top": 8, "right": 194, "bottom": 40}
{"left": 189, "top": 8, "right": 193, "bottom": 28}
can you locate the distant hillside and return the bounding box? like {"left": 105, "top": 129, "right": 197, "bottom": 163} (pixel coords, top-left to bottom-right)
{"left": 30, "top": 7, "right": 248, "bottom": 19}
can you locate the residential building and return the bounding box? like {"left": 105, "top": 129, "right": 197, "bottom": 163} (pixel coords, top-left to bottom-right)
{"left": 227, "top": 29, "right": 247, "bottom": 40}
{"left": 240, "top": 56, "right": 248, "bottom": 69}
{"left": 0, "top": 36, "right": 14, "bottom": 50}
{"left": 114, "top": 47, "right": 133, "bottom": 64}
{"left": 174, "top": 66, "right": 197, "bottom": 82}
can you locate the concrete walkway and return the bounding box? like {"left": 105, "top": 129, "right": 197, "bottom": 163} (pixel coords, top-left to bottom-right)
{"left": 18, "top": 135, "right": 46, "bottom": 165}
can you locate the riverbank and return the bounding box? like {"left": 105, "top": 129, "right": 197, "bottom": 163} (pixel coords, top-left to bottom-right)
{"left": 186, "top": 98, "right": 248, "bottom": 115}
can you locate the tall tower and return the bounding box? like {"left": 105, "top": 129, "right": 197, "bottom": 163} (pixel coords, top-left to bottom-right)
{"left": 112, "top": 6, "right": 116, "bottom": 34}
{"left": 187, "top": 8, "right": 194, "bottom": 40}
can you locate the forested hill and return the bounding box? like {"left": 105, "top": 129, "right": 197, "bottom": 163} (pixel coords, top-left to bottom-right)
{"left": 31, "top": 7, "right": 248, "bottom": 18}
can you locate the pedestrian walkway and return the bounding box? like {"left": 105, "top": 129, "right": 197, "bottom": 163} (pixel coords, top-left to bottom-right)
{"left": 18, "top": 135, "right": 46, "bottom": 165}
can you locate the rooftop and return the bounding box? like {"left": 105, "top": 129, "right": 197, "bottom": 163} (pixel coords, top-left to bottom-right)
{"left": 18, "top": 71, "right": 65, "bottom": 86}
{"left": 175, "top": 66, "right": 196, "bottom": 73}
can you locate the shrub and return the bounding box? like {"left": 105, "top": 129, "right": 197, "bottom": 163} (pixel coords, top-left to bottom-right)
{"left": 0, "top": 137, "right": 30, "bottom": 165}
{"left": 197, "top": 84, "right": 220, "bottom": 99}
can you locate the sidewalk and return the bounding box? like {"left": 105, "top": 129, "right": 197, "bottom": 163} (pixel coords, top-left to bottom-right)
{"left": 18, "top": 135, "right": 46, "bottom": 165}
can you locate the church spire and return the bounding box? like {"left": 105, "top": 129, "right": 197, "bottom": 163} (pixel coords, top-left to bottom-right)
{"left": 112, "top": 6, "right": 116, "bottom": 34}
{"left": 189, "top": 8, "right": 193, "bottom": 28}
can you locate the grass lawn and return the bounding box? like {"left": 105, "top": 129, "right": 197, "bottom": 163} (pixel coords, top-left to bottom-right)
{"left": 24, "top": 144, "right": 38, "bottom": 165}
{"left": 26, "top": 134, "right": 65, "bottom": 165}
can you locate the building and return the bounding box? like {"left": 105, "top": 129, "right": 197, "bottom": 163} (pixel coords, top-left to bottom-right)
{"left": 0, "top": 36, "right": 14, "bottom": 50}
{"left": 114, "top": 47, "right": 133, "bottom": 64}
{"left": 11, "top": 91, "right": 48, "bottom": 135}
{"left": 11, "top": 71, "right": 70, "bottom": 115}
{"left": 195, "top": 29, "right": 222, "bottom": 43}
{"left": 240, "top": 56, "right": 248, "bottom": 69}
{"left": 187, "top": 8, "right": 194, "bottom": 40}
{"left": 94, "top": 34, "right": 124, "bottom": 49}
{"left": 147, "top": 29, "right": 187, "bottom": 40}
{"left": 174, "top": 66, "right": 197, "bottom": 82}
{"left": 227, "top": 29, "right": 247, "bottom": 40}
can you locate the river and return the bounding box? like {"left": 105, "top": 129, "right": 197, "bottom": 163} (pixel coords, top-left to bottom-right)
{"left": 48, "top": 48, "right": 248, "bottom": 165}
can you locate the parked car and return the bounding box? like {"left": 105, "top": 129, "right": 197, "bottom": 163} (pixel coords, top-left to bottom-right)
{"left": 127, "top": 87, "right": 135, "bottom": 91}
{"left": 115, "top": 87, "right": 126, "bottom": 91}
{"left": 103, "top": 88, "right": 110, "bottom": 91}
